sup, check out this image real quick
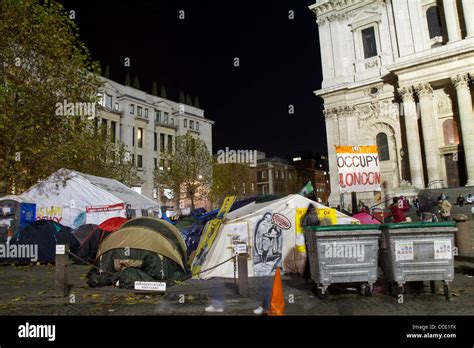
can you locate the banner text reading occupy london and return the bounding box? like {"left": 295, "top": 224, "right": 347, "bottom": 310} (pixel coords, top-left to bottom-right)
{"left": 336, "top": 146, "right": 381, "bottom": 193}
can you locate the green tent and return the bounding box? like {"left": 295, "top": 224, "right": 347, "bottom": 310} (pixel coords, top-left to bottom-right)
{"left": 87, "top": 218, "right": 188, "bottom": 289}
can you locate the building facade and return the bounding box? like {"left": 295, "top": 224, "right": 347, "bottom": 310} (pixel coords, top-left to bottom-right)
{"left": 256, "top": 157, "right": 299, "bottom": 196}
{"left": 310, "top": 0, "right": 474, "bottom": 206}
{"left": 292, "top": 158, "right": 331, "bottom": 204}
{"left": 254, "top": 155, "right": 331, "bottom": 202}
{"left": 97, "top": 78, "right": 214, "bottom": 205}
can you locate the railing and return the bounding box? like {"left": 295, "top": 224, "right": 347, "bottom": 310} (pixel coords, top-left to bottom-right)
{"left": 155, "top": 120, "right": 178, "bottom": 129}
{"left": 427, "top": 180, "right": 444, "bottom": 189}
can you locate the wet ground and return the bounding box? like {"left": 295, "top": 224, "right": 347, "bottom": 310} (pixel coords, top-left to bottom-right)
{"left": 0, "top": 261, "right": 472, "bottom": 316}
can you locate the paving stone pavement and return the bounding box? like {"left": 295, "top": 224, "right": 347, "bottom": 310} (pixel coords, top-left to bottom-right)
{"left": 0, "top": 263, "right": 472, "bottom": 316}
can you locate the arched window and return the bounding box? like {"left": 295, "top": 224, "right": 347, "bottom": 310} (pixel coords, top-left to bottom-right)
{"left": 426, "top": 6, "right": 442, "bottom": 38}
{"left": 443, "top": 119, "right": 460, "bottom": 145}
{"left": 376, "top": 133, "right": 390, "bottom": 161}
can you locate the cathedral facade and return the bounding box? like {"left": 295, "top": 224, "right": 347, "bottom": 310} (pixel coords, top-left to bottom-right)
{"left": 310, "top": 0, "right": 474, "bottom": 206}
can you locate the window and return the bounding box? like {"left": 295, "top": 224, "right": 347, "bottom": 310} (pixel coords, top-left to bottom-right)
{"left": 361, "top": 26, "right": 377, "bottom": 59}
{"left": 154, "top": 132, "right": 157, "bottom": 151}
{"left": 443, "top": 119, "right": 460, "bottom": 145}
{"left": 160, "top": 133, "right": 165, "bottom": 152}
{"left": 171, "top": 118, "right": 174, "bottom": 126}
{"left": 137, "top": 128, "right": 143, "bottom": 148}
{"left": 184, "top": 119, "right": 188, "bottom": 128}
{"left": 376, "top": 132, "right": 390, "bottom": 161}
{"left": 251, "top": 182, "right": 255, "bottom": 192}
{"left": 137, "top": 106, "right": 143, "bottom": 116}
{"left": 190, "top": 120, "right": 194, "bottom": 129}
{"left": 159, "top": 159, "right": 165, "bottom": 172}
{"left": 130, "top": 104, "right": 135, "bottom": 114}
{"left": 145, "top": 109, "right": 148, "bottom": 118}
{"left": 275, "top": 170, "right": 279, "bottom": 179}
{"left": 131, "top": 154, "right": 135, "bottom": 164}
{"left": 242, "top": 182, "right": 246, "bottom": 194}
{"left": 154, "top": 158, "right": 157, "bottom": 169}
{"left": 155, "top": 110, "right": 161, "bottom": 123}
{"left": 111, "top": 121, "right": 117, "bottom": 143}
{"left": 262, "top": 185, "right": 267, "bottom": 195}
{"left": 114, "top": 102, "right": 119, "bottom": 111}
{"left": 281, "top": 171, "right": 285, "bottom": 179}
{"left": 167, "top": 135, "right": 173, "bottom": 151}
{"left": 98, "top": 93, "right": 104, "bottom": 106}
{"left": 426, "top": 6, "right": 442, "bottom": 39}
{"left": 196, "top": 122, "right": 199, "bottom": 131}
{"left": 105, "top": 94, "right": 112, "bottom": 109}
{"left": 137, "top": 155, "right": 143, "bottom": 168}
{"left": 164, "top": 112, "right": 169, "bottom": 124}
{"left": 132, "top": 126, "right": 135, "bottom": 146}
{"left": 262, "top": 171, "right": 267, "bottom": 179}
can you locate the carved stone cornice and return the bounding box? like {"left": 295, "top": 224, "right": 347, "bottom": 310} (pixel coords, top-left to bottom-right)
{"left": 353, "top": 100, "right": 398, "bottom": 121}
{"left": 397, "top": 86, "right": 414, "bottom": 102}
{"left": 324, "top": 99, "right": 397, "bottom": 121}
{"left": 414, "top": 83, "right": 433, "bottom": 98}
{"left": 451, "top": 74, "right": 471, "bottom": 90}
{"left": 311, "top": 0, "right": 386, "bottom": 25}
{"left": 323, "top": 105, "right": 354, "bottom": 119}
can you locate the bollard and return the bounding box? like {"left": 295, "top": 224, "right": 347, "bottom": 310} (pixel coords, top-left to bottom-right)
{"left": 237, "top": 253, "right": 249, "bottom": 296}
{"left": 452, "top": 215, "right": 473, "bottom": 257}
{"left": 54, "top": 244, "right": 69, "bottom": 297}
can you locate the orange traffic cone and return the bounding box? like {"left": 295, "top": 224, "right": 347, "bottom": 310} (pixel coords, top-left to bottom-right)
{"left": 268, "top": 267, "right": 285, "bottom": 316}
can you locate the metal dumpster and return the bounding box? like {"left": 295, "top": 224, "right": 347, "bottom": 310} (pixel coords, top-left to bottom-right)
{"left": 304, "top": 224, "right": 381, "bottom": 299}
{"left": 379, "top": 222, "right": 456, "bottom": 300}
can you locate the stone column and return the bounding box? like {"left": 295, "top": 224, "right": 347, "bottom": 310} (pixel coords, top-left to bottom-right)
{"left": 398, "top": 86, "right": 425, "bottom": 188}
{"left": 268, "top": 164, "right": 274, "bottom": 194}
{"left": 452, "top": 74, "right": 474, "bottom": 186}
{"left": 461, "top": 0, "right": 474, "bottom": 38}
{"left": 324, "top": 109, "right": 341, "bottom": 207}
{"left": 442, "top": 0, "right": 462, "bottom": 42}
{"left": 415, "top": 83, "right": 442, "bottom": 185}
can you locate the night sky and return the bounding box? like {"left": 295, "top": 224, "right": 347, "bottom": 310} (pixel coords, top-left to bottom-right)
{"left": 59, "top": 0, "right": 325, "bottom": 158}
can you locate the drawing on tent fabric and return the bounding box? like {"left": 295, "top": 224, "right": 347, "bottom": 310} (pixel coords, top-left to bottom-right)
{"left": 36, "top": 205, "right": 64, "bottom": 223}
{"left": 253, "top": 212, "right": 284, "bottom": 276}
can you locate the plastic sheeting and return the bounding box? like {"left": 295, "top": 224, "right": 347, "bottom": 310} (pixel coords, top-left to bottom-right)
{"left": 21, "top": 169, "right": 160, "bottom": 227}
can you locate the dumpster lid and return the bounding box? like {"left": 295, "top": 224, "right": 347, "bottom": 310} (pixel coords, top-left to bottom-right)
{"left": 304, "top": 224, "right": 379, "bottom": 232}
{"left": 381, "top": 221, "right": 456, "bottom": 229}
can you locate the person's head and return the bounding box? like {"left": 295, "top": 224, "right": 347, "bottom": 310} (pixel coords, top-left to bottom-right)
{"left": 392, "top": 197, "right": 399, "bottom": 205}
{"left": 263, "top": 212, "right": 272, "bottom": 223}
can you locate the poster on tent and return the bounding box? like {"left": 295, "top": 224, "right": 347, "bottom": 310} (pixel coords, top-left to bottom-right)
{"left": 253, "top": 212, "right": 290, "bottom": 276}
{"left": 295, "top": 207, "right": 337, "bottom": 252}
{"left": 336, "top": 145, "right": 381, "bottom": 193}
{"left": 86, "top": 203, "right": 126, "bottom": 225}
